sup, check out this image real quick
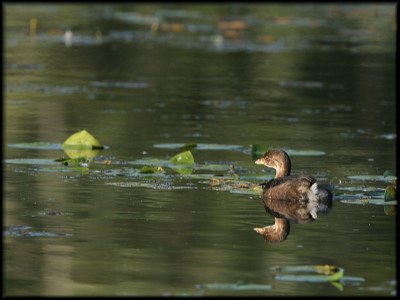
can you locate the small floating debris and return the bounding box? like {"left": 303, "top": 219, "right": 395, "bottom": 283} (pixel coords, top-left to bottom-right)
{"left": 375, "top": 133, "right": 396, "bottom": 140}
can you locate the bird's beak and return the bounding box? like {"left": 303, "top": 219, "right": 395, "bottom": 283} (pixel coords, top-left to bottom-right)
{"left": 255, "top": 158, "right": 265, "bottom": 165}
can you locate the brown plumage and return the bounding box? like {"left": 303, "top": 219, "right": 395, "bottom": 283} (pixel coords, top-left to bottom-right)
{"left": 254, "top": 149, "right": 332, "bottom": 243}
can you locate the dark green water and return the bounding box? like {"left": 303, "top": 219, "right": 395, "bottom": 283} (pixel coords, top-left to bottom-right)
{"left": 3, "top": 4, "right": 396, "bottom": 296}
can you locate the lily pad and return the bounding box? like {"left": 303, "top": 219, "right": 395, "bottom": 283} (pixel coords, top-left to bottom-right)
{"left": 250, "top": 144, "right": 270, "bottom": 157}
{"left": 208, "top": 177, "right": 263, "bottom": 195}
{"left": 384, "top": 185, "right": 397, "bottom": 216}
{"left": 106, "top": 181, "right": 194, "bottom": 190}
{"left": 154, "top": 143, "right": 245, "bottom": 151}
{"left": 195, "top": 163, "right": 232, "bottom": 172}
{"left": 62, "top": 130, "right": 104, "bottom": 151}
{"left": 384, "top": 185, "right": 397, "bottom": 202}
{"left": 272, "top": 265, "right": 344, "bottom": 282}
{"left": 7, "top": 142, "right": 62, "bottom": 150}
{"left": 347, "top": 175, "right": 396, "bottom": 182}
{"left": 250, "top": 144, "right": 326, "bottom": 159}
{"left": 383, "top": 170, "right": 396, "bottom": 177}
{"left": 169, "top": 150, "right": 195, "bottom": 165}
{"left": 4, "top": 158, "right": 61, "bottom": 165}
{"left": 63, "top": 149, "right": 102, "bottom": 159}
{"left": 139, "top": 166, "right": 165, "bottom": 174}
{"left": 340, "top": 198, "right": 397, "bottom": 205}
{"left": 384, "top": 204, "right": 397, "bottom": 216}
{"left": 128, "top": 158, "right": 164, "bottom": 166}
{"left": 196, "top": 282, "right": 272, "bottom": 291}
{"left": 286, "top": 149, "right": 326, "bottom": 156}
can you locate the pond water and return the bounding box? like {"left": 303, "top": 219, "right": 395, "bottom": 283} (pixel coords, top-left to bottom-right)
{"left": 3, "top": 4, "right": 397, "bottom": 296}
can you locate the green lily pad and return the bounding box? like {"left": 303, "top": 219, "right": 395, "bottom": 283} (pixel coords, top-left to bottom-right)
{"left": 128, "top": 158, "right": 164, "bottom": 166}
{"left": 250, "top": 144, "right": 270, "bottom": 155}
{"left": 139, "top": 166, "right": 165, "bottom": 174}
{"left": 383, "top": 170, "right": 396, "bottom": 177}
{"left": 340, "top": 198, "right": 397, "bottom": 205}
{"left": 106, "top": 181, "right": 194, "bottom": 190}
{"left": 7, "top": 142, "right": 62, "bottom": 150}
{"left": 195, "top": 163, "right": 231, "bottom": 172}
{"left": 286, "top": 149, "right": 326, "bottom": 156}
{"left": 384, "top": 184, "right": 397, "bottom": 216}
{"left": 347, "top": 175, "right": 396, "bottom": 182}
{"left": 336, "top": 186, "right": 385, "bottom": 192}
{"left": 169, "top": 150, "right": 195, "bottom": 165}
{"left": 384, "top": 204, "right": 396, "bottom": 216}
{"left": 196, "top": 282, "right": 272, "bottom": 291}
{"left": 64, "top": 149, "right": 102, "bottom": 159}
{"left": 62, "top": 130, "right": 104, "bottom": 151}
{"left": 250, "top": 144, "right": 326, "bottom": 159}
{"left": 154, "top": 143, "right": 245, "bottom": 151}
{"left": 171, "top": 166, "right": 193, "bottom": 175}
{"left": 4, "top": 158, "right": 60, "bottom": 165}
{"left": 209, "top": 178, "right": 263, "bottom": 195}
{"left": 384, "top": 185, "right": 397, "bottom": 202}
{"left": 272, "top": 265, "right": 344, "bottom": 282}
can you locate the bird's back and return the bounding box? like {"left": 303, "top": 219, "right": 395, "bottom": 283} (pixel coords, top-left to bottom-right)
{"left": 261, "top": 175, "right": 324, "bottom": 223}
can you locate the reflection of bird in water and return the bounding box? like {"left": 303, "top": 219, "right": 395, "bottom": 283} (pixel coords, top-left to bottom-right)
{"left": 254, "top": 149, "right": 332, "bottom": 243}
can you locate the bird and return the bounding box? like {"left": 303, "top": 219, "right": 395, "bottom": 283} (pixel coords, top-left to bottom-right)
{"left": 254, "top": 149, "right": 332, "bottom": 243}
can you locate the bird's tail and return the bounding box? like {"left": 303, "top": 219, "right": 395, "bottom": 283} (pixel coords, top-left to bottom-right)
{"left": 308, "top": 182, "right": 333, "bottom": 219}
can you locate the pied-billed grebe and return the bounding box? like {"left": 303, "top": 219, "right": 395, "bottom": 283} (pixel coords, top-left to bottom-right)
{"left": 254, "top": 149, "right": 332, "bottom": 243}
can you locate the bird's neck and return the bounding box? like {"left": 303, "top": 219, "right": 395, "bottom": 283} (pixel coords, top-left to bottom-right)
{"left": 275, "top": 168, "right": 290, "bottom": 178}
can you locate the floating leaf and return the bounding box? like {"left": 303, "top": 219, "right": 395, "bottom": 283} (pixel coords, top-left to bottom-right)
{"left": 169, "top": 150, "right": 195, "bottom": 165}
{"left": 139, "top": 166, "right": 165, "bottom": 174}
{"left": 384, "top": 185, "right": 397, "bottom": 202}
{"left": 63, "top": 148, "right": 102, "bottom": 159}
{"left": 250, "top": 144, "right": 269, "bottom": 159}
{"left": 347, "top": 175, "right": 396, "bottom": 182}
{"left": 129, "top": 158, "right": 164, "bottom": 166}
{"left": 7, "top": 142, "right": 62, "bottom": 150}
{"left": 250, "top": 144, "right": 326, "bottom": 159}
{"left": 62, "top": 130, "right": 104, "bottom": 151}
{"left": 194, "top": 163, "right": 231, "bottom": 172}
{"left": 286, "top": 149, "right": 326, "bottom": 156}
{"left": 182, "top": 143, "right": 198, "bottom": 150}
{"left": 340, "top": 198, "right": 397, "bottom": 205}
{"left": 384, "top": 204, "right": 396, "bottom": 216}
{"left": 209, "top": 178, "right": 263, "bottom": 195}
{"left": 171, "top": 166, "right": 193, "bottom": 175}
{"left": 383, "top": 170, "right": 396, "bottom": 177}
{"left": 106, "top": 182, "right": 194, "bottom": 190}
{"left": 154, "top": 143, "right": 245, "bottom": 151}
{"left": 4, "top": 158, "right": 60, "bottom": 165}
{"left": 196, "top": 282, "right": 272, "bottom": 291}
{"left": 336, "top": 186, "right": 384, "bottom": 192}
{"left": 272, "top": 265, "right": 344, "bottom": 282}
{"left": 384, "top": 184, "right": 397, "bottom": 216}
